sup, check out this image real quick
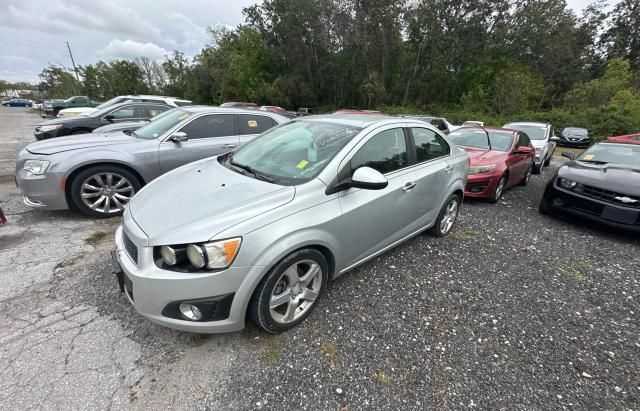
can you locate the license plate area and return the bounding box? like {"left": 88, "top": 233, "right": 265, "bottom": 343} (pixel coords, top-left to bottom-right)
{"left": 601, "top": 206, "right": 638, "bottom": 224}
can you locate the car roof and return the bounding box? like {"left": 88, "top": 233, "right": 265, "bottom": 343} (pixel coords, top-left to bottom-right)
{"left": 120, "top": 94, "right": 190, "bottom": 101}
{"left": 504, "top": 121, "right": 549, "bottom": 127}
{"left": 454, "top": 126, "right": 517, "bottom": 135}
{"left": 295, "top": 113, "right": 419, "bottom": 128}
{"left": 178, "top": 105, "right": 288, "bottom": 117}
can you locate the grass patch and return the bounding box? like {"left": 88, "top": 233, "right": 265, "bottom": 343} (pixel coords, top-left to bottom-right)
{"left": 355, "top": 270, "right": 365, "bottom": 280}
{"left": 189, "top": 333, "right": 212, "bottom": 347}
{"left": 320, "top": 340, "right": 337, "bottom": 368}
{"left": 558, "top": 266, "right": 592, "bottom": 282}
{"left": 374, "top": 370, "right": 393, "bottom": 387}
{"left": 463, "top": 231, "right": 477, "bottom": 238}
{"left": 259, "top": 335, "right": 281, "bottom": 364}
{"left": 84, "top": 231, "right": 107, "bottom": 245}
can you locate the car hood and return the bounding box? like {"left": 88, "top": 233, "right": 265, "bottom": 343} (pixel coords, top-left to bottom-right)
{"left": 27, "top": 132, "right": 138, "bottom": 155}
{"left": 462, "top": 147, "right": 506, "bottom": 164}
{"left": 530, "top": 140, "right": 547, "bottom": 149}
{"left": 558, "top": 161, "right": 640, "bottom": 196}
{"left": 129, "top": 158, "right": 296, "bottom": 246}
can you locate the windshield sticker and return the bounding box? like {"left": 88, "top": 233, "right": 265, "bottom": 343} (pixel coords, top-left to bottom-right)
{"left": 247, "top": 120, "right": 258, "bottom": 128}
{"left": 296, "top": 160, "right": 309, "bottom": 169}
{"left": 584, "top": 154, "right": 594, "bottom": 160}
{"left": 314, "top": 131, "right": 352, "bottom": 150}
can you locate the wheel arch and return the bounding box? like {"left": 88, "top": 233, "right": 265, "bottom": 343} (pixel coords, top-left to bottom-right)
{"left": 64, "top": 161, "right": 146, "bottom": 207}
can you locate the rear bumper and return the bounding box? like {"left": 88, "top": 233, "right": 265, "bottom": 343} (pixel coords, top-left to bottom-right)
{"left": 541, "top": 183, "right": 640, "bottom": 234}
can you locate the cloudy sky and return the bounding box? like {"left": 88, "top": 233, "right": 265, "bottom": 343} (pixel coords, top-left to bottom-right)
{"left": 0, "top": 0, "right": 608, "bottom": 83}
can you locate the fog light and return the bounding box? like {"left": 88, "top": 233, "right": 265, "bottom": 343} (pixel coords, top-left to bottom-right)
{"left": 179, "top": 303, "right": 202, "bottom": 321}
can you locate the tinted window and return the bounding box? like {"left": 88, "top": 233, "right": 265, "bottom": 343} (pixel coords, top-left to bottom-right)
{"left": 109, "top": 105, "right": 145, "bottom": 119}
{"left": 577, "top": 144, "right": 640, "bottom": 165}
{"left": 146, "top": 105, "right": 169, "bottom": 117}
{"left": 238, "top": 114, "right": 276, "bottom": 135}
{"left": 412, "top": 128, "right": 451, "bottom": 161}
{"left": 180, "top": 114, "right": 235, "bottom": 139}
{"left": 351, "top": 128, "right": 408, "bottom": 174}
{"left": 633, "top": 136, "right": 640, "bottom": 141}
{"left": 516, "top": 133, "right": 530, "bottom": 148}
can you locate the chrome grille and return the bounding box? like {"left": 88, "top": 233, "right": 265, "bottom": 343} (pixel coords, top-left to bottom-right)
{"left": 577, "top": 185, "right": 640, "bottom": 209}
{"left": 123, "top": 231, "right": 138, "bottom": 264}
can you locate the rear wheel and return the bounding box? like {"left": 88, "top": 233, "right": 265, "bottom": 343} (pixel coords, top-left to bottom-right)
{"left": 519, "top": 166, "right": 533, "bottom": 186}
{"left": 429, "top": 194, "right": 460, "bottom": 237}
{"left": 249, "top": 249, "right": 328, "bottom": 333}
{"left": 69, "top": 165, "right": 141, "bottom": 218}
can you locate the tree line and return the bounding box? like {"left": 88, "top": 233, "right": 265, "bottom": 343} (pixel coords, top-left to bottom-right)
{"left": 9, "top": 0, "right": 640, "bottom": 138}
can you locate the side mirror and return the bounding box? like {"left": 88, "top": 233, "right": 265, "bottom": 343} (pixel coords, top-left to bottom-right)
{"left": 169, "top": 131, "right": 188, "bottom": 142}
{"left": 514, "top": 146, "right": 533, "bottom": 155}
{"left": 103, "top": 114, "right": 115, "bottom": 123}
{"left": 550, "top": 136, "right": 560, "bottom": 142}
{"left": 561, "top": 151, "right": 576, "bottom": 160}
{"left": 351, "top": 167, "right": 388, "bottom": 190}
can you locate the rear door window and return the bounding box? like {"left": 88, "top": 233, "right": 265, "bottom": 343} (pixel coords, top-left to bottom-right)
{"left": 411, "top": 128, "right": 450, "bottom": 162}
{"left": 238, "top": 114, "right": 277, "bottom": 135}
{"left": 179, "top": 114, "right": 235, "bottom": 139}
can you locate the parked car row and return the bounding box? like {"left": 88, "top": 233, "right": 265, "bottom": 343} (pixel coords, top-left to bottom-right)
{"left": 13, "top": 106, "right": 639, "bottom": 336}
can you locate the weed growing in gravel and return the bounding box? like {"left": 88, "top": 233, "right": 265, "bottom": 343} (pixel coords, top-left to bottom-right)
{"left": 190, "top": 333, "right": 211, "bottom": 347}
{"left": 320, "top": 340, "right": 337, "bottom": 369}
{"left": 260, "top": 336, "right": 281, "bottom": 364}
{"left": 355, "top": 270, "right": 364, "bottom": 280}
{"left": 84, "top": 231, "right": 107, "bottom": 245}
{"left": 558, "top": 266, "right": 591, "bottom": 282}
{"left": 374, "top": 370, "right": 393, "bottom": 387}
{"left": 463, "top": 231, "right": 477, "bottom": 238}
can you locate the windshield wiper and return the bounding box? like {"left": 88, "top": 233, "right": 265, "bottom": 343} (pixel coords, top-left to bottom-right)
{"left": 229, "top": 159, "right": 274, "bottom": 182}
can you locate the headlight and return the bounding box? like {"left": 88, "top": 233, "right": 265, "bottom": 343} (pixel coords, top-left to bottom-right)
{"left": 157, "top": 238, "right": 242, "bottom": 271}
{"left": 559, "top": 177, "right": 577, "bottom": 190}
{"left": 38, "top": 124, "right": 63, "bottom": 132}
{"left": 22, "top": 159, "right": 50, "bottom": 175}
{"left": 535, "top": 147, "right": 543, "bottom": 152}
{"left": 469, "top": 164, "right": 497, "bottom": 175}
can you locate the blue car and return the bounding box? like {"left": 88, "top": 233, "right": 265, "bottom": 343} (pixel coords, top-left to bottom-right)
{"left": 2, "top": 98, "right": 32, "bottom": 107}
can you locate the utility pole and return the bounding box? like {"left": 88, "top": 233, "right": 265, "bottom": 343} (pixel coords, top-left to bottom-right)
{"left": 65, "top": 41, "right": 80, "bottom": 82}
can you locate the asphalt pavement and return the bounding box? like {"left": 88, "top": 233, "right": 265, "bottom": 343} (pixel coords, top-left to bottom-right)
{"left": 0, "top": 106, "right": 638, "bottom": 409}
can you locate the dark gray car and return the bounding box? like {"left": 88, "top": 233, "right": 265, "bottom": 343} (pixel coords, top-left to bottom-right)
{"left": 16, "top": 107, "right": 288, "bottom": 217}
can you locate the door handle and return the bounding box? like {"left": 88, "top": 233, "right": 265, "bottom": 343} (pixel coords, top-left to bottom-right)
{"left": 444, "top": 165, "right": 454, "bottom": 173}
{"left": 402, "top": 182, "right": 416, "bottom": 192}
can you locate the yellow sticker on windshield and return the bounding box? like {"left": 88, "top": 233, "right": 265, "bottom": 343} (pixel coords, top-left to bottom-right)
{"left": 296, "top": 160, "right": 309, "bottom": 169}
{"left": 248, "top": 120, "right": 258, "bottom": 128}
{"left": 584, "top": 154, "right": 594, "bottom": 160}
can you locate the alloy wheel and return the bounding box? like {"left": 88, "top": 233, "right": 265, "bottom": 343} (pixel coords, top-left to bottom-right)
{"left": 80, "top": 172, "right": 135, "bottom": 214}
{"left": 269, "top": 260, "right": 323, "bottom": 324}
{"left": 495, "top": 177, "right": 506, "bottom": 201}
{"left": 524, "top": 167, "right": 532, "bottom": 184}
{"left": 439, "top": 198, "right": 459, "bottom": 234}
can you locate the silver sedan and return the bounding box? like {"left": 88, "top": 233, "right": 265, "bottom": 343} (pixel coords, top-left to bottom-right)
{"left": 15, "top": 107, "right": 288, "bottom": 217}
{"left": 113, "top": 114, "right": 469, "bottom": 333}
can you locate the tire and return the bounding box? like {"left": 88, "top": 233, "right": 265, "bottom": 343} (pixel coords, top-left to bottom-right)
{"left": 490, "top": 175, "right": 507, "bottom": 203}
{"left": 539, "top": 197, "right": 551, "bottom": 214}
{"left": 519, "top": 165, "right": 533, "bottom": 186}
{"left": 52, "top": 108, "right": 60, "bottom": 117}
{"left": 533, "top": 162, "right": 543, "bottom": 174}
{"left": 544, "top": 155, "right": 551, "bottom": 166}
{"left": 428, "top": 193, "right": 461, "bottom": 237}
{"left": 69, "top": 165, "right": 141, "bottom": 218}
{"left": 249, "top": 249, "right": 329, "bottom": 334}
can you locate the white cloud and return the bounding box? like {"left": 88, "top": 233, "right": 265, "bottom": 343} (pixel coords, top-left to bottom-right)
{"left": 98, "top": 39, "right": 168, "bottom": 60}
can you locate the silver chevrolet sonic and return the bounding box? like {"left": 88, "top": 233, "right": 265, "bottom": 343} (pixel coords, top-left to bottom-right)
{"left": 113, "top": 114, "right": 469, "bottom": 333}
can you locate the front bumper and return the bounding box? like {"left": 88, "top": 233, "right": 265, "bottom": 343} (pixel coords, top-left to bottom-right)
{"left": 15, "top": 169, "right": 69, "bottom": 210}
{"left": 464, "top": 171, "right": 501, "bottom": 199}
{"left": 113, "top": 222, "right": 266, "bottom": 333}
{"left": 541, "top": 182, "right": 640, "bottom": 234}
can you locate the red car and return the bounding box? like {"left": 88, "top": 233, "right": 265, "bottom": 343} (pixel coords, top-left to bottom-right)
{"left": 606, "top": 133, "right": 640, "bottom": 144}
{"left": 448, "top": 127, "right": 536, "bottom": 202}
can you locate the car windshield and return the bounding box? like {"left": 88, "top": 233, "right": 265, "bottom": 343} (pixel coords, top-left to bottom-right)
{"left": 94, "top": 97, "right": 128, "bottom": 110}
{"left": 449, "top": 129, "right": 514, "bottom": 151}
{"left": 132, "top": 109, "right": 190, "bottom": 139}
{"left": 227, "top": 121, "right": 362, "bottom": 185}
{"left": 563, "top": 127, "right": 587, "bottom": 135}
{"left": 577, "top": 144, "right": 640, "bottom": 166}
{"left": 505, "top": 124, "right": 546, "bottom": 140}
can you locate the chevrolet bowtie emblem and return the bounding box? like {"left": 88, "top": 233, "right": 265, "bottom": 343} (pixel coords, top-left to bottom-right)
{"left": 614, "top": 196, "right": 639, "bottom": 204}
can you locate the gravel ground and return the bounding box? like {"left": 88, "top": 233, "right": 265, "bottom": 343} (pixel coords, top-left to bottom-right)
{"left": 1, "top": 107, "right": 638, "bottom": 409}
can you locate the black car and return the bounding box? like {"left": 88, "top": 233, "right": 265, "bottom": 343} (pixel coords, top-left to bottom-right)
{"left": 33, "top": 102, "right": 171, "bottom": 140}
{"left": 559, "top": 127, "right": 590, "bottom": 147}
{"left": 540, "top": 142, "right": 640, "bottom": 233}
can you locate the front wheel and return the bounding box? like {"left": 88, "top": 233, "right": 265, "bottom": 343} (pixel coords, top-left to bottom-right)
{"left": 489, "top": 175, "right": 507, "bottom": 203}
{"left": 249, "top": 249, "right": 328, "bottom": 333}
{"left": 533, "top": 162, "right": 543, "bottom": 174}
{"left": 544, "top": 155, "right": 551, "bottom": 166}
{"left": 69, "top": 165, "right": 141, "bottom": 218}
{"left": 519, "top": 166, "right": 533, "bottom": 186}
{"left": 429, "top": 194, "right": 460, "bottom": 237}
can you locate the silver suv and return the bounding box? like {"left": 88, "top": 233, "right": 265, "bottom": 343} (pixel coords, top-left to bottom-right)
{"left": 113, "top": 115, "right": 469, "bottom": 333}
